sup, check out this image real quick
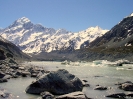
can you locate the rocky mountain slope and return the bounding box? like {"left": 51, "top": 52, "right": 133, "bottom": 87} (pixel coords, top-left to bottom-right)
{"left": 90, "top": 13, "right": 133, "bottom": 48}
{"left": 76, "top": 13, "right": 133, "bottom": 61}
{"left": 0, "top": 17, "right": 108, "bottom": 54}
{"left": 0, "top": 35, "right": 29, "bottom": 61}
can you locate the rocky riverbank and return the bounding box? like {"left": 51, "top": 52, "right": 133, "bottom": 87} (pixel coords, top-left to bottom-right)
{"left": 1, "top": 60, "right": 133, "bottom": 99}
{"left": 0, "top": 60, "right": 48, "bottom": 99}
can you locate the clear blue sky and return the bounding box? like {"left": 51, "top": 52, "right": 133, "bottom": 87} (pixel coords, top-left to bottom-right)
{"left": 0, "top": 0, "right": 133, "bottom": 32}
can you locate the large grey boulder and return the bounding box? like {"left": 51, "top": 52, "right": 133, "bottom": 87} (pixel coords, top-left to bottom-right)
{"left": 25, "top": 69, "right": 83, "bottom": 95}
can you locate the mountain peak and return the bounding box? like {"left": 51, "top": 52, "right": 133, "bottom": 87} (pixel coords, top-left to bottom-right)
{"left": 8, "top": 17, "right": 31, "bottom": 28}
{"left": 85, "top": 26, "right": 102, "bottom": 33}
{"left": 129, "top": 13, "right": 133, "bottom": 17}
{"left": 126, "top": 13, "right": 133, "bottom": 18}
{"left": 16, "top": 17, "right": 30, "bottom": 24}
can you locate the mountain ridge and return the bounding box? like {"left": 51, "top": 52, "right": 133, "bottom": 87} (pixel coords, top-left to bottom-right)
{"left": 89, "top": 15, "right": 133, "bottom": 48}
{"left": 1, "top": 13, "right": 133, "bottom": 61}
{"left": 0, "top": 35, "right": 29, "bottom": 61}
{"left": 74, "top": 13, "right": 133, "bottom": 61}
{"left": 0, "top": 17, "right": 108, "bottom": 53}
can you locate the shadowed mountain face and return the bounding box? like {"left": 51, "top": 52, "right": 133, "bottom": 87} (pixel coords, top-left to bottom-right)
{"left": 0, "top": 35, "right": 29, "bottom": 60}
{"left": 89, "top": 15, "right": 133, "bottom": 48}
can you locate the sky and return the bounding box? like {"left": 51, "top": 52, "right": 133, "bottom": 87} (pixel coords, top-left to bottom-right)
{"left": 0, "top": 0, "right": 133, "bottom": 32}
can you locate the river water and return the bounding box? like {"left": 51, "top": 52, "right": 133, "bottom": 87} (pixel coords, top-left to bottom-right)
{"left": 1, "top": 61, "right": 133, "bottom": 99}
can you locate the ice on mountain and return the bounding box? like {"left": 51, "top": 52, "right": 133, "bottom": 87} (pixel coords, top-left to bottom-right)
{"left": 17, "top": 17, "right": 30, "bottom": 23}
{"left": 129, "top": 13, "right": 133, "bottom": 17}
{"left": 0, "top": 17, "right": 108, "bottom": 53}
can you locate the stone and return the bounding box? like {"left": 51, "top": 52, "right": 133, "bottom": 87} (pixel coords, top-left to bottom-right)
{"left": 83, "top": 84, "right": 90, "bottom": 87}
{"left": 14, "top": 71, "right": 22, "bottom": 76}
{"left": 118, "top": 81, "right": 133, "bottom": 91}
{"left": 18, "top": 66, "right": 25, "bottom": 70}
{"left": 21, "top": 71, "right": 31, "bottom": 77}
{"left": 115, "top": 81, "right": 132, "bottom": 85}
{"left": 26, "top": 69, "right": 83, "bottom": 95}
{"left": 126, "top": 92, "right": 133, "bottom": 97}
{"left": 94, "top": 86, "right": 107, "bottom": 90}
{"left": 9, "top": 65, "right": 18, "bottom": 69}
{"left": 82, "top": 80, "right": 88, "bottom": 82}
{"left": 0, "top": 71, "right": 5, "bottom": 78}
{"left": 106, "top": 93, "right": 126, "bottom": 98}
{"left": 31, "top": 73, "right": 38, "bottom": 77}
{"left": 41, "top": 91, "right": 54, "bottom": 99}
{"left": 0, "top": 79, "right": 8, "bottom": 83}
{"left": 56, "top": 91, "right": 89, "bottom": 99}
{"left": 3, "top": 75, "right": 11, "bottom": 79}
{"left": 0, "top": 88, "right": 14, "bottom": 99}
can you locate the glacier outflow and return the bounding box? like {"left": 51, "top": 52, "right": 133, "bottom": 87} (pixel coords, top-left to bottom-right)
{"left": 0, "top": 17, "right": 108, "bottom": 53}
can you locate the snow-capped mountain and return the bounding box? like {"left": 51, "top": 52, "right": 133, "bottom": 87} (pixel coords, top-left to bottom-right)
{"left": 0, "top": 17, "right": 108, "bottom": 53}
{"left": 89, "top": 13, "right": 133, "bottom": 48}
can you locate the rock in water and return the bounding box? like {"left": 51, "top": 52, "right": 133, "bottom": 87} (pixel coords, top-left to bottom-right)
{"left": 25, "top": 69, "right": 83, "bottom": 95}
{"left": 56, "top": 91, "right": 88, "bottom": 99}
{"left": 118, "top": 81, "right": 133, "bottom": 91}
{"left": 106, "top": 93, "right": 126, "bottom": 98}
{"left": 94, "top": 86, "right": 107, "bottom": 90}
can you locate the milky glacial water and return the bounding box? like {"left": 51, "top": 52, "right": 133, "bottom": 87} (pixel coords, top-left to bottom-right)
{"left": 1, "top": 61, "right": 133, "bottom": 99}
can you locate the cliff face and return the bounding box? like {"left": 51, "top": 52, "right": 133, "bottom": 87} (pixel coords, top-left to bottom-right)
{"left": 0, "top": 35, "right": 29, "bottom": 61}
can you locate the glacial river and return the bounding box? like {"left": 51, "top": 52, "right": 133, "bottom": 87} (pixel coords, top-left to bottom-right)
{"left": 1, "top": 61, "right": 133, "bottom": 99}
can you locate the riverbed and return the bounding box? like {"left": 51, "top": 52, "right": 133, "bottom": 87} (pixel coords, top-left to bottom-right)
{"left": 1, "top": 61, "right": 133, "bottom": 99}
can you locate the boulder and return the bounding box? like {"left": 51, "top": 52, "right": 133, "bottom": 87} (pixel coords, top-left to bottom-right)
{"left": 106, "top": 93, "right": 126, "bottom": 98}
{"left": 0, "top": 89, "right": 14, "bottom": 99}
{"left": 83, "top": 83, "right": 90, "bottom": 87}
{"left": 21, "top": 71, "right": 31, "bottom": 77}
{"left": 56, "top": 91, "right": 88, "bottom": 99}
{"left": 126, "top": 92, "right": 133, "bottom": 97}
{"left": 3, "top": 75, "right": 11, "bottom": 79}
{"left": 0, "top": 71, "right": 5, "bottom": 78}
{"left": 94, "top": 85, "right": 107, "bottom": 90}
{"left": 18, "top": 66, "right": 25, "bottom": 70}
{"left": 116, "top": 81, "right": 133, "bottom": 85}
{"left": 14, "top": 71, "right": 22, "bottom": 76}
{"left": 26, "top": 69, "right": 83, "bottom": 95}
{"left": 0, "top": 64, "right": 5, "bottom": 69}
{"left": 41, "top": 91, "right": 54, "bottom": 99}
{"left": 82, "top": 80, "right": 88, "bottom": 82}
{"left": 9, "top": 64, "right": 18, "bottom": 69}
{"left": 31, "top": 73, "right": 38, "bottom": 77}
{"left": 118, "top": 81, "right": 133, "bottom": 91}
{"left": 0, "top": 78, "right": 8, "bottom": 83}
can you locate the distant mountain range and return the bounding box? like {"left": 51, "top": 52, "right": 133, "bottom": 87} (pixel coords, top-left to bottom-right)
{"left": 1, "top": 13, "right": 133, "bottom": 61}
{"left": 0, "top": 17, "right": 108, "bottom": 54}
